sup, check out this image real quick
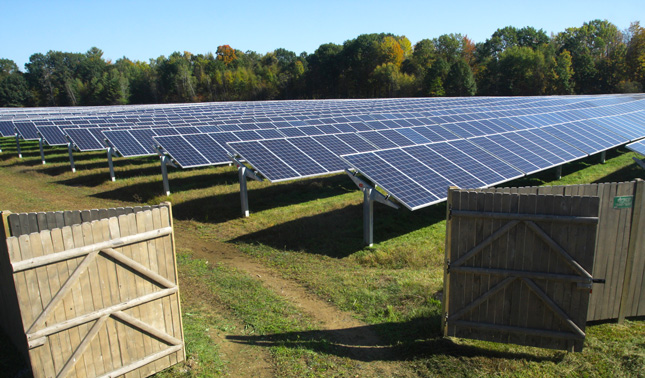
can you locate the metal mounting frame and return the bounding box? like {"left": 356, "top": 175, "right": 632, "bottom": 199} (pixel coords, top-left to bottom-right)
{"left": 345, "top": 169, "right": 399, "bottom": 247}
{"left": 231, "top": 156, "right": 263, "bottom": 217}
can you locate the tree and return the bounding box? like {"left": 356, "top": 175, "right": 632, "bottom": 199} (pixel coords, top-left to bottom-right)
{"left": 216, "top": 45, "right": 237, "bottom": 66}
{"left": 445, "top": 59, "right": 477, "bottom": 96}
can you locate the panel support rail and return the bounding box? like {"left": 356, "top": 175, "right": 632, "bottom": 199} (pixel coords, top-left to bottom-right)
{"left": 232, "top": 156, "right": 263, "bottom": 218}
{"left": 345, "top": 169, "right": 399, "bottom": 247}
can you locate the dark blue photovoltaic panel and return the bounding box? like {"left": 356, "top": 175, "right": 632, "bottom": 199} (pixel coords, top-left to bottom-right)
{"left": 183, "top": 134, "right": 231, "bottom": 164}
{"left": 128, "top": 129, "right": 158, "bottom": 154}
{"left": 626, "top": 138, "right": 645, "bottom": 156}
{"left": 446, "top": 139, "right": 524, "bottom": 182}
{"left": 0, "top": 121, "right": 15, "bottom": 136}
{"left": 378, "top": 129, "right": 415, "bottom": 147}
{"left": 440, "top": 123, "right": 477, "bottom": 138}
{"left": 261, "top": 139, "right": 326, "bottom": 177}
{"left": 521, "top": 129, "right": 585, "bottom": 161}
{"left": 197, "top": 125, "right": 222, "bottom": 133}
{"left": 256, "top": 129, "right": 284, "bottom": 139}
{"left": 358, "top": 131, "right": 399, "bottom": 149}
{"left": 502, "top": 132, "right": 566, "bottom": 165}
{"left": 103, "top": 130, "right": 150, "bottom": 157}
{"left": 234, "top": 130, "right": 263, "bottom": 141}
{"left": 154, "top": 135, "right": 210, "bottom": 168}
{"left": 541, "top": 126, "right": 600, "bottom": 154}
{"left": 590, "top": 117, "right": 640, "bottom": 140}
{"left": 287, "top": 137, "right": 346, "bottom": 172}
{"left": 499, "top": 117, "right": 532, "bottom": 130}
{"left": 14, "top": 121, "right": 40, "bottom": 140}
{"left": 210, "top": 132, "right": 240, "bottom": 153}
{"left": 396, "top": 128, "right": 432, "bottom": 144}
{"left": 313, "top": 134, "right": 357, "bottom": 155}
{"left": 335, "top": 133, "right": 378, "bottom": 152}
{"left": 342, "top": 151, "right": 438, "bottom": 210}
{"left": 469, "top": 135, "right": 542, "bottom": 174}
{"left": 412, "top": 126, "right": 452, "bottom": 142}
{"left": 377, "top": 149, "right": 452, "bottom": 202}
{"left": 280, "top": 128, "right": 307, "bottom": 137}
{"left": 299, "top": 126, "right": 325, "bottom": 136}
{"left": 317, "top": 124, "right": 341, "bottom": 134}
{"left": 426, "top": 141, "right": 508, "bottom": 185}
{"left": 349, "top": 122, "right": 371, "bottom": 131}
{"left": 66, "top": 128, "right": 105, "bottom": 151}
{"left": 403, "top": 145, "right": 485, "bottom": 190}
{"left": 229, "top": 141, "right": 300, "bottom": 182}
{"left": 37, "top": 126, "right": 68, "bottom": 145}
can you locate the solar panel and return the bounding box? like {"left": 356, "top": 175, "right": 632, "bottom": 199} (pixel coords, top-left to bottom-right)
{"left": 182, "top": 134, "right": 231, "bottom": 164}
{"left": 229, "top": 140, "right": 300, "bottom": 182}
{"left": 0, "top": 121, "right": 15, "bottom": 137}
{"left": 65, "top": 128, "right": 105, "bottom": 151}
{"left": 37, "top": 125, "right": 69, "bottom": 145}
{"left": 342, "top": 151, "right": 441, "bottom": 210}
{"left": 626, "top": 138, "right": 645, "bottom": 156}
{"left": 14, "top": 121, "right": 40, "bottom": 140}
{"left": 103, "top": 130, "right": 150, "bottom": 157}
{"left": 154, "top": 135, "right": 210, "bottom": 168}
{"left": 286, "top": 137, "right": 346, "bottom": 172}
{"left": 469, "top": 135, "right": 542, "bottom": 174}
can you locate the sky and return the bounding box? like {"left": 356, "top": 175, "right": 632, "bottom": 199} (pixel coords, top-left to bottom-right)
{"left": 1, "top": 0, "right": 642, "bottom": 70}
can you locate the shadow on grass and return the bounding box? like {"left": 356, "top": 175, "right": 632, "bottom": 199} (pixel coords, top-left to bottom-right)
{"left": 231, "top": 200, "right": 447, "bottom": 258}
{"left": 171, "top": 174, "right": 358, "bottom": 224}
{"left": 226, "top": 316, "right": 562, "bottom": 363}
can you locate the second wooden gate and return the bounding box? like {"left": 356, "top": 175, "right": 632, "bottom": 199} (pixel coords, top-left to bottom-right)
{"left": 443, "top": 189, "right": 601, "bottom": 352}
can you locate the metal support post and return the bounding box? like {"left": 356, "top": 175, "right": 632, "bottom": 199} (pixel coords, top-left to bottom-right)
{"left": 107, "top": 147, "right": 116, "bottom": 182}
{"left": 239, "top": 165, "right": 250, "bottom": 217}
{"left": 160, "top": 155, "right": 177, "bottom": 196}
{"left": 555, "top": 165, "right": 562, "bottom": 180}
{"left": 232, "top": 157, "right": 263, "bottom": 218}
{"left": 600, "top": 151, "right": 606, "bottom": 164}
{"left": 633, "top": 157, "right": 645, "bottom": 170}
{"left": 67, "top": 141, "right": 76, "bottom": 173}
{"left": 15, "top": 133, "right": 22, "bottom": 158}
{"left": 346, "top": 169, "right": 399, "bottom": 246}
{"left": 39, "top": 137, "right": 46, "bottom": 165}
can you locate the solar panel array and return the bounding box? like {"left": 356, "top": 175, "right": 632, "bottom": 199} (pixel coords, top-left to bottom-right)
{"left": 2, "top": 94, "right": 645, "bottom": 211}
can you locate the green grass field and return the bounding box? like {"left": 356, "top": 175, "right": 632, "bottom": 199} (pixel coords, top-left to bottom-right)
{"left": 0, "top": 137, "right": 644, "bottom": 377}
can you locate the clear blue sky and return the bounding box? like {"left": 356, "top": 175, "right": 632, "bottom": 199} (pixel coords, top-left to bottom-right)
{"left": 1, "top": 0, "right": 641, "bottom": 70}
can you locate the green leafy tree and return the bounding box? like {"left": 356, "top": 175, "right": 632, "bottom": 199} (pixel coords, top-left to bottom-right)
{"left": 445, "top": 59, "right": 477, "bottom": 96}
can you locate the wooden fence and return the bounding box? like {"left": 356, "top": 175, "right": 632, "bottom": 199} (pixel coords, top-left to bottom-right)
{"left": 443, "top": 189, "right": 600, "bottom": 351}
{"left": 0, "top": 203, "right": 185, "bottom": 378}
{"left": 470, "top": 180, "right": 645, "bottom": 322}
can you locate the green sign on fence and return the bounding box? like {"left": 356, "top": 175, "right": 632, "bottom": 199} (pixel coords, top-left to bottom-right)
{"left": 613, "top": 196, "right": 634, "bottom": 209}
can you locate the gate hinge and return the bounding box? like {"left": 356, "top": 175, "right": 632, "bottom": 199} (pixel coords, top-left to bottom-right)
{"left": 446, "top": 259, "right": 451, "bottom": 273}
{"left": 592, "top": 278, "right": 606, "bottom": 284}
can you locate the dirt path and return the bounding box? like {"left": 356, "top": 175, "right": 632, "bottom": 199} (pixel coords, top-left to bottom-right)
{"left": 175, "top": 221, "right": 398, "bottom": 373}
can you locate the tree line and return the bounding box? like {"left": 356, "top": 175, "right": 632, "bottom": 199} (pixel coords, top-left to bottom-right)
{"left": 1, "top": 19, "right": 644, "bottom": 107}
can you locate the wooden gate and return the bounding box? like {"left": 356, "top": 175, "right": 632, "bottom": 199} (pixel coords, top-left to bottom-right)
{"left": 1, "top": 204, "right": 184, "bottom": 378}
{"left": 443, "top": 189, "right": 600, "bottom": 352}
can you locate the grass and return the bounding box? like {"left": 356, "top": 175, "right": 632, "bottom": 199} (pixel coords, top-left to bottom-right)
{"left": 0, "top": 137, "right": 644, "bottom": 377}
